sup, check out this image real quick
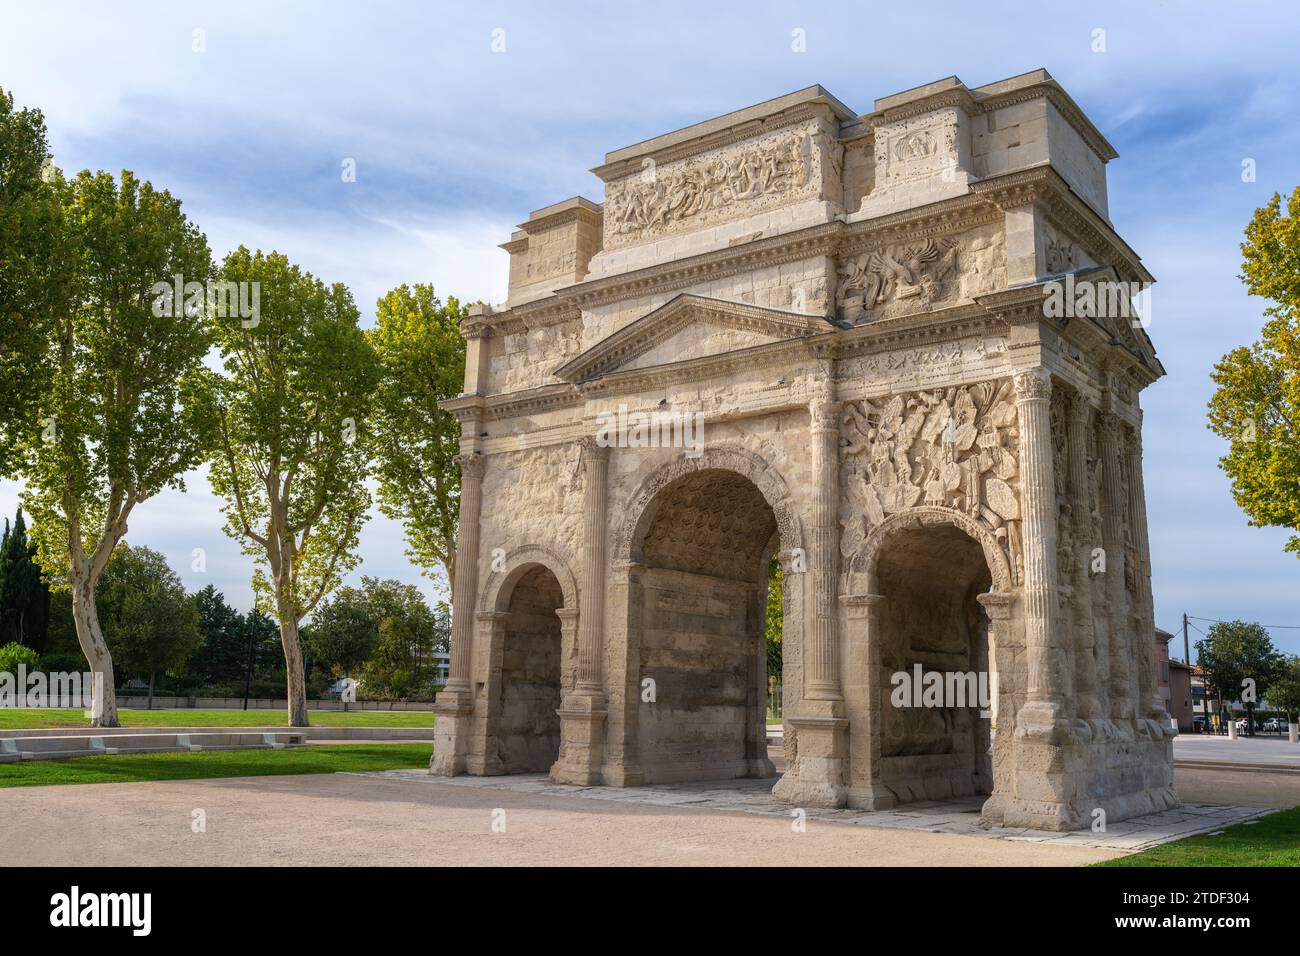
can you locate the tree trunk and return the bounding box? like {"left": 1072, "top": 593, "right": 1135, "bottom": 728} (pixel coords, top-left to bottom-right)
{"left": 279, "top": 616, "right": 310, "bottom": 727}
{"left": 147, "top": 670, "right": 155, "bottom": 710}
{"left": 70, "top": 580, "right": 119, "bottom": 728}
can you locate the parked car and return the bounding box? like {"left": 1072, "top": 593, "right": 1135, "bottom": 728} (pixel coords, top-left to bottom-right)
{"left": 1192, "top": 715, "right": 1210, "bottom": 733}
{"left": 1263, "top": 717, "right": 1290, "bottom": 733}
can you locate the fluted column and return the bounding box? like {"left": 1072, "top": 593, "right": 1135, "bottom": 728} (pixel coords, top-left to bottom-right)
{"left": 1013, "top": 369, "right": 1064, "bottom": 717}
{"left": 1099, "top": 411, "right": 1134, "bottom": 719}
{"left": 575, "top": 436, "right": 609, "bottom": 700}
{"left": 1065, "top": 392, "right": 1101, "bottom": 719}
{"left": 806, "top": 388, "right": 843, "bottom": 701}
{"left": 444, "top": 451, "right": 485, "bottom": 697}
{"left": 1125, "top": 423, "right": 1166, "bottom": 719}
{"left": 430, "top": 450, "right": 485, "bottom": 775}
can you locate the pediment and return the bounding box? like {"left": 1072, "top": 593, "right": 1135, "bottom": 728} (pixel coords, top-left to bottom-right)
{"left": 554, "top": 294, "right": 830, "bottom": 384}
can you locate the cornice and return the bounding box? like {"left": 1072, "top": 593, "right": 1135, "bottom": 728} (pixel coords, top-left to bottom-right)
{"left": 592, "top": 101, "right": 840, "bottom": 182}
{"left": 862, "top": 87, "right": 980, "bottom": 127}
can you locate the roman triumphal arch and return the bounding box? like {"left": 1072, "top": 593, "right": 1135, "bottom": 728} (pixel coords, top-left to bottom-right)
{"left": 431, "top": 71, "right": 1177, "bottom": 830}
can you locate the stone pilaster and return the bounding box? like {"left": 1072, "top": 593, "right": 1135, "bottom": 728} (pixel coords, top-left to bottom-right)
{"left": 1013, "top": 369, "right": 1064, "bottom": 723}
{"left": 1098, "top": 411, "right": 1134, "bottom": 720}
{"left": 975, "top": 591, "right": 1015, "bottom": 825}
{"left": 1065, "top": 391, "right": 1101, "bottom": 719}
{"left": 841, "top": 592, "right": 896, "bottom": 810}
{"left": 551, "top": 436, "right": 609, "bottom": 785}
{"left": 465, "top": 611, "right": 510, "bottom": 776}
{"left": 431, "top": 451, "right": 486, "bottom": 776}
{"left": 1125, "top": 423, "right": 1168, "bottom": 722}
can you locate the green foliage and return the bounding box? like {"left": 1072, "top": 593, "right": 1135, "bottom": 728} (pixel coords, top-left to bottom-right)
{"left": 200, "top": 247, "right": 379, "bottom": 624}
{"left": 20, "top": 168, "right": 214, "bottom": 581}
{"left": 0, "top": 641, "right": 41, "bottom": 676}
{"left": 0, "top": 87, "right": 74, "bottom": 477}
{"left": 1194, "top": 619, "right": 1284, "bottom": 711}
{"left": 764, "top": 554, "right": 782, "bottom": 680}
{"left": 368, "top": 284, "right": 468, "bottom": 598}
{"left": 0, "top": 508, "right": 51, "bottom": 651}
{"left": 13, "top": 164, "right": 213, "bottom": 726}
{"left": 97, "top": 544, "right": 201, "bottom": 696}
{"left": 1269, "top": 655, "right": 1300, "bottom": 722}
{"left": 197, "top": 247, "right": 380, "bottom": 724}
{"left": 303, "top": 584, "right": 380, "bottom": 678}
{"left": 0, "top": 743, "right": 432, "bottom": 789}
{"left": 1097, "top": 806, "right": 1300, "bottom": 868}
{"left": 305, "top": 576, "right": 445, "bottom": 698}
{"left": 1208, "top": 186, "right": 1300, "bottom": 557}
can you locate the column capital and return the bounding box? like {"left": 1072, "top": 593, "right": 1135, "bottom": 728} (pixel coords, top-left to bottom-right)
{"left": 1013, "top": 367, "right": 1052, "bottom": 403}
{"left": 976, "top": 590, "right": 1014, "bottom": 620}
{"left": 575, "top": 435, "right": 611, "bottom": 462}
{"left": 454, "top": 451, "right": 486, "bottom": 480}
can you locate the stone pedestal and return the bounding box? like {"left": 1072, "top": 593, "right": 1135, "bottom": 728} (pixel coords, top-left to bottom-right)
{"left": 551, "top": 692, "right": 607, "bottom": 786}
{"left": 772, "top": 703, "right": 848, "bottom": 808}
{"left": 430, "top": 689, "right": 474, "bottom": 777}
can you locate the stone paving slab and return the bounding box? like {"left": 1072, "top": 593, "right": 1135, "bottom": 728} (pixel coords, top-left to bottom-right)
{"left": 358, "top": 770, "right": 1272, "bottom": 853}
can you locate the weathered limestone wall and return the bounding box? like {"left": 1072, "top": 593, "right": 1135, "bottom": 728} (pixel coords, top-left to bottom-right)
{"left": 636, "top": 568, "right": 762, "bottom": 783}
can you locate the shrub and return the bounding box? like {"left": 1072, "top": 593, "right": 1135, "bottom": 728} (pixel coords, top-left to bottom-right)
{"left": 0, "top": 642, "right": 41, "bottom": 676}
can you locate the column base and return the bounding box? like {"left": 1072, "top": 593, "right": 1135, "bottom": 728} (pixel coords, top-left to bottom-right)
{"left": 771, "top": 714, "right": 848, "bottom": 808}
{"left": 550, "top": 693, "right": 607, "bottom": 786}
{"left": 847, "top": 782, "right": 897, "bottom": 811}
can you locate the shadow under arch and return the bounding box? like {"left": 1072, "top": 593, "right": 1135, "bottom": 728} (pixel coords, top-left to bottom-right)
{"left": 478, "top": 544, "right": 580, "bottom": 615}
{"left": 613, "top": 443, "right": 805, "bottom": 565}
{"left": 850, "top": 506, "right": 1014, "bottom": 594}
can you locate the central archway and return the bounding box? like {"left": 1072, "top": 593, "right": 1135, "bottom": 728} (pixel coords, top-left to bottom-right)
{"left": 628, "top": 466, "right": 783, "bottom": 784}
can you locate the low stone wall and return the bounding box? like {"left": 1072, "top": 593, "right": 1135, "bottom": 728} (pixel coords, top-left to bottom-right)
{"left": 96, "top": 696, "right": 436, "bottom": 711}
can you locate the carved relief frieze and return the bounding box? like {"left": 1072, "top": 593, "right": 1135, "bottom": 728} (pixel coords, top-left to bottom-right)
{"left": 836, "top": 237, "right": 961, "bottom": 323}
{"left": 604, "top": 129, "right": 818, "bottom": 248}
{"left": 839, "top": 377, "right": 1023, "bottom": 583}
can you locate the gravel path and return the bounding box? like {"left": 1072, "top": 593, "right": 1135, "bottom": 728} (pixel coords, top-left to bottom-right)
{"left": 1, "top": 771, "right": 1119, "bottom": 867}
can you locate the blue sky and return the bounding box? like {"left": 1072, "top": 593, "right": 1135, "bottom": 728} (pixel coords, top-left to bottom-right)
{"left": 2, "top": 1, "right": 1299, "bottom": 655}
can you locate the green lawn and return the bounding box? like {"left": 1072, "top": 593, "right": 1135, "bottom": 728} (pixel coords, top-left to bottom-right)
{"left": 1096, "top": 806, "right": 1300, "bottom": 867}
{"left": 0, "top": 743, "right": 431, "bottom": 788}
{"left": 0, "top": 707, "right": 434, "bottom": 730}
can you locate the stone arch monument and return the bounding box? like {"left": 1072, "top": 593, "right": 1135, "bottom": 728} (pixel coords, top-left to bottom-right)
{"left": 432, "top": 71, "right": 1177, "bottom": 830}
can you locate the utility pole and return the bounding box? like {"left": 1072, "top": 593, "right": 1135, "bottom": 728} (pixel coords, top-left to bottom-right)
{"left": 1183, "top": 612, "right": 1190, "bottom": 667}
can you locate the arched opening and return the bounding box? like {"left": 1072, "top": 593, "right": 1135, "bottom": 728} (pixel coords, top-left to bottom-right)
{"left": 496, "top": 564, "right": 564, "bottom": 774}
{"left": 632, "top": 468, "right": 779, "bottom": 783}
{"left": 875, "top": 522, "right": 995, "bottom": 803}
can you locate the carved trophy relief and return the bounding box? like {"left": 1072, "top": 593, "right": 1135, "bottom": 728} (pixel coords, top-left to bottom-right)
{"left": 1050, "top": 391, "right": 1075, "bottom": 583}
{"left": 836, "top": 237, "right": 961, "bottom": 324}
{"left": 1044, "top": 235, "right": 1077, "bottom": 276}
{"left": 605, "top": 130, "right": 815, "bottom": 246}
{"left": 839, "top": 378, "right": 1024, "bottom": 583}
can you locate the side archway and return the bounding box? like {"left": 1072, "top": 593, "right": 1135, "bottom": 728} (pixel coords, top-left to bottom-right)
{"left": 476, "top": 545, "right": 580, "bottom": 776}
{"left": 853, "top": 506, "right": 1013, "bottom": 594}
{"left": 478, "top": 544, "right": 579, "bottom": 616}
